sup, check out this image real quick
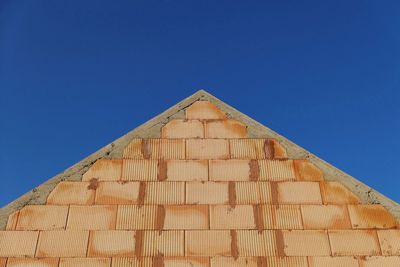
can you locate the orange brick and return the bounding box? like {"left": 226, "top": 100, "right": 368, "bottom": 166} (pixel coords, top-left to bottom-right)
{"left": 95, "top": 181, "right": 140, "bottom": 204}
{"left": 301, "top": 205, "right": 351, "bottom": 229}
{"left": 377, "top": 230, "right": 400, "bottom": 255}
{"left": 348, "top": 205, "right": 397, "bottom": 229}
{"left": 161, "top": 119, "right": 204, "bottom": 138}
{"left": 229, "top": 139, "right": 265, "bottom": 159}
{"left": 210, "top": 205, "right": 255, "bottom": 229}
{"left": 186, "top": 230, "right": 231, "bottom": 256}
{"left": 67, "top": 205, "right": 117, "bottom": 230}
{"left": 166, "top": 160, "right": 208, "bottom": 181}
{"left": 236, "top": 230, "right": 276, "bottom": 256}
{"left": 16, "top": 205, "right": 69, "bottom": 230}
{"left": 308, "top": 257, "right": 359, "bottom": 267}
{"left": 262, "top": 205, "right": 303, "bottom": 229}
{"left": 142, "top": 231, "right": 184, "bottom": 256}
{"left": 36, "top": 230, "right": 89, "bottom": 257}
{"left": 282, "top": 230, "right": 330, "bottom": 256}
{"left": 186, "top": 139, "right": 229, "bottom": 160}
{"left": 88, "top": 230, "right": 136, "bottom": 257}
{"left": 329, "top": 230, "right": 381, "bottom": 256}
{"left": 60, "top": 258, "right": 111, "bottom": 267}
{"left": 6, "top": 210, "right": 19, "bottom": 230}
{"left": 210, "top": 257, "right": 258, "bottom": 266}
{"left": 146, "top": 139, "right": 186, "bottom": 159}
{"left": 270, "top": 140, "right": 288, "bottom": 159}
{"left": 145, "top": 182, "right": 185, "bottom": 204}
{"left": 293, "top": 160, "right": 323, "bottom": 181}
{"left": 210, "top": 160, "right": 251, "bottom": 181}
{"left": 82, "top": 159, "right": 122, "bottom": 181}
{"left": 123, "top": 139, "right": 186, "bottom": 160}
{"left": 186, "top": 101, "right": 227, "bottom": 120}
{"left": 47, "top": 181, "right": 95, "bottom": 205}
{"left": 259, "top": 160, "right": 295, "bottom": 181}
{"left": 116, "top": 205, "right": 157, "bottom": 230}
{"left": 0, "top": 231, "right": 38, "bottom": 257}
{"left": 6, "top": 258, "right": 59, "bottom": 267}
{"left": 320, "top": 182, "right": 360, "bottom": 204}
{"left": 235, "top": 182, "right": 272, "bottom": 204}
{"left": 186, "top": 182, "right": 229, "bottom": 205}
{"left": 164, "top": 257, "right": 210, "bottom": 267}
{"left": 164, "top": 205, "right": 209, "bottom": 230}
{"left": 121, "top": 159, "right": 158, "bottom": 181}
{"left": 277, "top": 182, "right": 322, "bottom": 204}
{"left": 205, "top": 119, "right": 247, "bottom": 138}
{"left": 111, "top": 258, "right": 152, "bottom": 266}
{"left": 362, "top": 256, "right": 400, "bottom": 267}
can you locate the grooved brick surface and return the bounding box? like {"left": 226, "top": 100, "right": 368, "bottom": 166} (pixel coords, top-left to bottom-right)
{"left": 277, "top": 182, "right": 322, "bottom": 204}
{"left": 82, "top": 159, "right": 122, "bottom": 181}
{"left": 67, "top": 205, "right": 117, "bottom": 230}
{"left": 210, "top": 160, "right": 251, "bottom": 181}
{"left": 36, "top": 230, "right": 89, "bottom": 257}
{"left": 95, "top": 182, "right": 140, "bottom": 204}
{"left": 166, "top": 160, "right": 208, "bottom": 181}
{"left": 282, "top": 230, "right": 331, "bottom": 256}
{"left": 59, "top": 258, "right": 111, "bottom": 267}
{"left": 320, "top": 182, "right": 361, "bottom": 204}
{"left": 205, "top": 119, "right": 247, "bottom": 138}
{"left": 186, "top": 139, "right": 230, "bottom": 160}
{"left": 301, "top": 205, "right": 351, "bottom": 229}
{"left": 0, "top": 231, "right": 38, "bottom": 257}
{"left": 186, "top": 101, "right": 227, "bottom": 120}
{"left": 88, "top": 230, "right": 136, "bottom": 257}
{"left": 329, "top": 230, "right": 381, "bottom": 256}
{"left": 161, "top": 119, "right": 204, "bottom": 138}
{"left": 348, "top": 205, "right": 397, "bottom": 229}
{"left": 47, "top": 181, "right": 95, "bottom": 205}
{"left": 377, "top": 230, "right": 400, "bottom": 255}
{"left": 6, "top": 258, "right": 59, "bottom": 267}
{"left": 2, "top": 99, "right": 399, "bottom": 265}
{"left": 186, "top": 230, "right": 231, "bottom": 256}
{"left": 16, "top": 205, "right": 69, "bottom": 231}
{"left": 307, "top": 257, "right": 359, "bottom": 267}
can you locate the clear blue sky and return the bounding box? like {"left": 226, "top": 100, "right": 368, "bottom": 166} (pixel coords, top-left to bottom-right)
{"left": 0, "top": 1, "right": 399, "bottom": 207}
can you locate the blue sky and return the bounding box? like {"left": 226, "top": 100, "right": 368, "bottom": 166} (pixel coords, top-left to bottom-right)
{"left": 0, "top": 1, "right": 399, "bottom": 206}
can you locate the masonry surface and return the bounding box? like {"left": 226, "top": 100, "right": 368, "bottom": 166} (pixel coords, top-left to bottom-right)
{"left": 0, "top": 92, "right": 399, "bottom": 267}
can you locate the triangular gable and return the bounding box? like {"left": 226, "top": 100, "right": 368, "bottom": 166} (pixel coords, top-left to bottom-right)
{"left": 0, "top": 90, "right": 399, "bottom": 266}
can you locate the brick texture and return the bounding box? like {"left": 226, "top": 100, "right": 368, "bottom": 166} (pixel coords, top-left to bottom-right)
{"left": 320, "top": 182, "right": 361, "bottom": 204}
{"left": 95, "top": 182, "right": 140, "bottom": 204}
{"left": 6, "top": 258, "right": 59, "bottom": 267}
{"left": 277, "top": 182, "right": 322, "bottom": 204}
{"left": 161, "top": 119, "right": 204, "bottom": 138}
{"left": 47, "top": 181, "right": 95, "bottom": 205}
{"left": 59, "top": 258, "right": 111, "bottom": 267}
{"left": 0, "top": 231, "right": 38, "bottom": 257}
{"left": 67, "top": 205, "right": 117, "bottom": 230}
{"left": 329, "top": 230, "right": 381, "bottom": 256}
{"left": 82, "top": 159, "right": 122, "bottom": 181}
{"left": 16, "top": 205, "right": 69, "bottom": 231}
{"left": 377, "top": 230, "right": 400, "bottom": 255}
{"left": 36, "top": 230, "right": 89, "bottom": 257}
{"left": 205, "top": 119, "right": 247, "bottom": 138}
{"left": 348, "top": 205, "right": 397, "bottom": 229}
{"left": 186, "top": 139, "right": 229, "bottom": 160}
{"left": 282, "top": 230, "right": 331, "bottom": 256}
{"left": 88, "top": 230, "right": 136, "bottom": 257}
{"left": 186, "top": 101, "right": 227, "bottom": 120}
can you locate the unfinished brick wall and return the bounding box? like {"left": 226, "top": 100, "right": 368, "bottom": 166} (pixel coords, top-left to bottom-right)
{"left": 1, "top": 101, "right": 399, "bottom": 267}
